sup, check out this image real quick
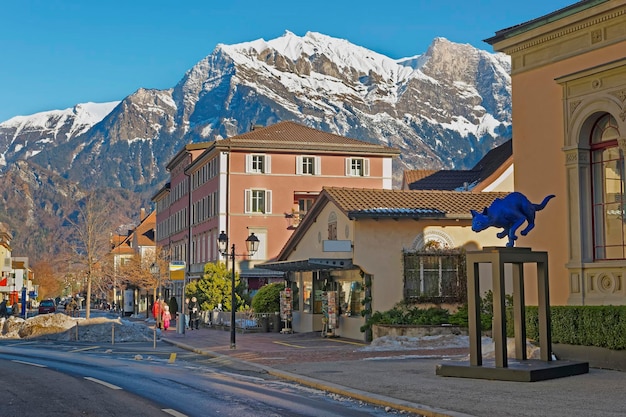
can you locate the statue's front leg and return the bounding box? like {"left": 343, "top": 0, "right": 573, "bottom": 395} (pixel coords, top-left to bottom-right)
{"left": 497, "top": 229, "right": 508, "bottom": 239}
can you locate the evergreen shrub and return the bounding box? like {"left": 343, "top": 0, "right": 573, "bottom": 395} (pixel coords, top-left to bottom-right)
{"left": 251, "top": 283, "right": 284, "bottom": 313}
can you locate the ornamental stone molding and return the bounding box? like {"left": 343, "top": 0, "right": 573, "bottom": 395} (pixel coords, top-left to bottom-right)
{"left": 410, "top": 229, "right": 455, "bottom": 251}
{"left": 610, "top": 89, "right": 626, "bottom": 103}
{"left": 592, "top": 271, "right": 622, "bottom": 294}
{"left": 569, "top": 100, "right": 582, "bottom": 115}
{"left": 500, "top": 6, "right": 626, "bottom": 74}
{"left": 564, "top": 149, "right": 589, "bottom": 166}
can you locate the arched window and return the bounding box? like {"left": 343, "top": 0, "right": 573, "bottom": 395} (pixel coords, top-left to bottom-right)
{"left": 591, "top": 113, "right": 623, "bottom": 259}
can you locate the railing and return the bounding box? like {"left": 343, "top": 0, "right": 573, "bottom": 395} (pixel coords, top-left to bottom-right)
{"left": 199, "top": 311, "right": 280, "bottom": 333}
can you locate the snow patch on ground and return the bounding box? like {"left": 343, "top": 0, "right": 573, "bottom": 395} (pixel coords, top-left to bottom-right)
{"left": 362, "top": 334, "right": 542, "bottom": 359}
{"left": 0, "top": 313, "right": 154, "bottom": 342}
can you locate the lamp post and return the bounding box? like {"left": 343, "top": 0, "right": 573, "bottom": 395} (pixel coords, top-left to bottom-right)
{"left": 150, "top": 262, "right": 161, "bottom": 328}
{"left": 217, "top": 230, "right": 260, "bottom": 349}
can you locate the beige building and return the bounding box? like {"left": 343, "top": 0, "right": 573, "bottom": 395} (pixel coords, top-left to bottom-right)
{"left": 260, "top": 187, "right": 510, "bottom": 341}
{"left": 485, "top": 0, "right": 626, "bottom": 305}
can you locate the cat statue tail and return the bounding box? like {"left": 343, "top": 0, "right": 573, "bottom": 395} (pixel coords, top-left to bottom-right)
{"left": 534, "top": 194, "right": 556, "bottom": 211}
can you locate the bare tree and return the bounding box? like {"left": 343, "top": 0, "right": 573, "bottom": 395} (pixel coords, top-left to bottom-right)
{"left": 65, "top": 192, "right": 115, "bottom": 319}
{"left": 32, "top": 259, "right": 63, "bottom": 300}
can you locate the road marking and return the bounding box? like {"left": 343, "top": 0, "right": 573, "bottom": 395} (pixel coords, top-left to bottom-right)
{"left": 12, "top": 360, "right": 47, "bottom": 368}
{"left": 162, "top": 409, "right": 187, "bottom": 417}
{"left": 273, "top": 341, "right": 306, "bottom": 348}
{"left": 70, "top": 346, "right": 100, "bottom": 353}
{"left": 84, "top": 377, "right": 122, "bottom": 390}
{"left": 325, "top": 338, "right": 366, "bottom": 346}
{"left": 168, "top": 353, "right": 177, "bottom": 363}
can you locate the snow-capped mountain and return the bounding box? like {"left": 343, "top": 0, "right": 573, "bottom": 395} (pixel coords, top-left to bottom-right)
{"left": 0, "top": 102, "right": 119, "bottom": 166}
{"left": 0, "top": 31, "right": 511, "bottom": 195}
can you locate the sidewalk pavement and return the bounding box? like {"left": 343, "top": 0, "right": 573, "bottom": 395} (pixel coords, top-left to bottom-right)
{"left": 161, "top": 326, "right": 626, "bottom": 417}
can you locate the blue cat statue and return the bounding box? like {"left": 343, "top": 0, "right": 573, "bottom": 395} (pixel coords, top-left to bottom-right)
{"left": 470, "top": 192, "right": 555, "bottom": 247}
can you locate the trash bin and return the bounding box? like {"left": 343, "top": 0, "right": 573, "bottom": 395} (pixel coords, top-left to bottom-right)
{"left": 272, "top": 312, "right": 281, "bottom": 333}
{"left": 260, "top": 314, "right": 270, "bottom": 332}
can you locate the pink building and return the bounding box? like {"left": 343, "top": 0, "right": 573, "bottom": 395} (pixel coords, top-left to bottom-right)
{"left": 152, "top": 121, "right": 400, "bottom": 298}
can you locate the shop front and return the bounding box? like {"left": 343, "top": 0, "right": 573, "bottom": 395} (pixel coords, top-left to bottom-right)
{"left": 257, "top": 258, "right": 370, "bottom": 341}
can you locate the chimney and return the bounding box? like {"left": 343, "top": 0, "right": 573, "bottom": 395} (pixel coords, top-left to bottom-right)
{"left": 140, "top": 208, "right": 146, "bottom": 221}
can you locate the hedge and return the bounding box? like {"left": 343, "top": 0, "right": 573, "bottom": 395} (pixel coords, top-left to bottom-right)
{"left": 525, "top": 305, "right": 626, "bottom": 350}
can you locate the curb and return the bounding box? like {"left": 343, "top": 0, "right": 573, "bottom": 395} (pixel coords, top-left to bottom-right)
{"left": 161, "top": 337, "right": 472, "bottom": 417}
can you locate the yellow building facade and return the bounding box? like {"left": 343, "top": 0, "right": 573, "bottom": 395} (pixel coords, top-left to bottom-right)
{"left": 486, "top": 0, "right": 626, "bottom": 305}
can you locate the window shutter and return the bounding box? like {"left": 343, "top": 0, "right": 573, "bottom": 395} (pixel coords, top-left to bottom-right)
{"left": 363, "top": 158, "right": 370, "bottom": 176}
{"left": 345, "top": 158, "right": 351, "bottom": 176}
{"left": 314, "top": 156, "right": 321, "bottom": 175}
{"left": 244, "top": 189, "right": 251, "bottom": 213}
{"left": 265, "top": 155, "right": 271, "bottom": 174}
{"left": 296, "top": 156, "right": 303, "bottom": 175}
{"left": 265, "top": 190, "right": 272, "bottom": 214}
{"left": 246, "top": 155, "right": 252, "bottom": 173}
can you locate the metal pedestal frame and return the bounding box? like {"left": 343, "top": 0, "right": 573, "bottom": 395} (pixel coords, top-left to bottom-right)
{"left": 436, "top": 247, "right": 588, "bottom": 381}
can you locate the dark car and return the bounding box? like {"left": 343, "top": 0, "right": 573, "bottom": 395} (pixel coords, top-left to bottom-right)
{"left": 38, "top": 299, "right": 56, "bottom": 314}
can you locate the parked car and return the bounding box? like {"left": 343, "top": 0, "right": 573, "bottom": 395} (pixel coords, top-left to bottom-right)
{"left": 38, "top": 299, "right": 56, "bottom": 314}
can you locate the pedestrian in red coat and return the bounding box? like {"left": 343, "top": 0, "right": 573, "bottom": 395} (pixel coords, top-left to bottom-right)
{"left": 152, "top": 297, "right": 162, "bottom": 329}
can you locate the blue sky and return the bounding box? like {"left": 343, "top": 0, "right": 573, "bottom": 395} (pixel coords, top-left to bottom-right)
{"left": 0, "top": 0, "right": 574, "bottom": 122}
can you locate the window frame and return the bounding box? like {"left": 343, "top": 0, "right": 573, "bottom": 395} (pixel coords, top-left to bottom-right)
{"left": 590, "top": 113, "right": 625, "bottom": 260}
{"left": 345, "top": 157, "right": 370, "bottom": 177}
{"left": 246, "top": 154, "right": 271, "bottom": 174}
{"left": 403, "top": 250, "right": 466, "bottom": 303}
{"left": 296, "top": 155, "right": 321, "bottom": 175}
{"left": 244, "top": 189, "right": 272, "bottom": 214}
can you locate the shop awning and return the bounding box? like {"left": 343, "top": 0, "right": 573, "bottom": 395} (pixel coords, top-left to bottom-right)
{"left": 256, "top": 258, "right": 353, "bottom": 272}
{"left": 239, "top": 268, "right": 284, "bottom": 278}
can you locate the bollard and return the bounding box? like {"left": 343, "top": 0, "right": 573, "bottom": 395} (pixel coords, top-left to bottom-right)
{"left": 111, "top": 323, "right": 115, "bottom": 345}
{"left": 177, "top": 312, "right": 185, "bottom": 334}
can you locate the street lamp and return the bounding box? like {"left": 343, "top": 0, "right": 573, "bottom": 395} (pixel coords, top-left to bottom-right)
{"left": 217, "top": 230, "right": 260, "bottom": 349}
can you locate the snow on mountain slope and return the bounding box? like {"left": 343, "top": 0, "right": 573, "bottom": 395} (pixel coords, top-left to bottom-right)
{"left": 0, "top": 101, "right": 119, "bottom": 165}
{"left": 1, "top": 32, "right": 511, "bottom": 194}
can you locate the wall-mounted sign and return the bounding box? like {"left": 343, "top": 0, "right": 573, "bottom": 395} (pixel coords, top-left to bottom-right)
{"left": 169, "top": 261, "right": 186, "bottom": 281}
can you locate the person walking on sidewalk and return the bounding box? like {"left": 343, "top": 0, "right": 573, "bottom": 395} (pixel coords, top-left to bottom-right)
{"left": 162, "top": 305, "right": 172, "bottom": 331}
{"left": 152, "top": 297, "right": 162, "bottom": 329}
{"left": 184, "top": 298, "right": 191, "bottom": 329}
{"left": 188, "top": 297, "right": 199, "bottom": 330}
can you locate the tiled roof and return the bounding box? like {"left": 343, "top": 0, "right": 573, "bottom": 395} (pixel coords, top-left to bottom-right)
{"left": 349, "top": 207, "right": 445, "bottom": 218}
{"left": 407, "top": 140, "right": 512, "bottom": 191}
{"left": 110, "top": 211, "right": 156, "bottom": 255}
{"left": 406, "top": 170, "right": 478, "bottom": 191}
{"left": 134, "top": 211, "right": 156, "bottom": 247}
{"left": 402, "top": 169, "right": 437, "bottom": 188}
{"left": 216, "top": 121, "right": 401, "bottom": 155}
{"left": 323, "top": 187, "right": 510, "bottom": 218}
{"left": 271, "top": 186, "right": 511, "bottom": 261}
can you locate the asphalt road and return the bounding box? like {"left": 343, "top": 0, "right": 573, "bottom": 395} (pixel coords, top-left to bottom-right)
{"left": 0, "top": 339, "right": 418, "bottom": 417}
{"left": 0, "top": 358, "right": 171, "bottom": 417}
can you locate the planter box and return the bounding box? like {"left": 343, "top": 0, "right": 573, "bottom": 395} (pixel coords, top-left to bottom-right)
{"left": 372, "top": 324, "right": 467, "bottom": 339}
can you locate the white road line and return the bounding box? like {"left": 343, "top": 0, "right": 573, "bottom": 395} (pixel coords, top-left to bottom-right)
{"left": 12, "top": 360, "right": 47, "bottom": 368}
{"left": 162, "top": 409, "right": 188, "bottom": 417}
{"left": 84, "top": 377, "right": 122, "bottom": 390}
